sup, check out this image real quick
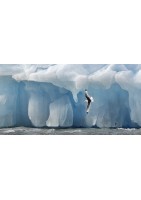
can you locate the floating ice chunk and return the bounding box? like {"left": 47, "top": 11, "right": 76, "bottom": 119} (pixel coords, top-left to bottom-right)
{"left": 0, "top": 64, "right": 141, "bottom": 128}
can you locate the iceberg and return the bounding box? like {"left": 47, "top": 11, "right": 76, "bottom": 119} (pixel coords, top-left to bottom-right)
{"left": 0, "top": 64, "right": 141, "bottom": 128}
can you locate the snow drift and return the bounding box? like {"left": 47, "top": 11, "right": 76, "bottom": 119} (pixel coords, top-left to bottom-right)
{"left": 0, "top": 64, "right": 141, "bottom": 128}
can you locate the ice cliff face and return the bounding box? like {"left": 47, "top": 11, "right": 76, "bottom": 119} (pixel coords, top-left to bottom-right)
{"left": 0, "top": 64, "right": 141, "bottom": 128}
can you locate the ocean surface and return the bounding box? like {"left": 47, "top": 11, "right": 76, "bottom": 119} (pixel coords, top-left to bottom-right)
{"left": 0, "top": 127, "right": 141, "bottom": 135}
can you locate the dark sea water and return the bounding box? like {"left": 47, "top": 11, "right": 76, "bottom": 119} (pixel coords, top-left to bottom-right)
{"left": 0, "top": 127, "right": 141, "bottom": 135}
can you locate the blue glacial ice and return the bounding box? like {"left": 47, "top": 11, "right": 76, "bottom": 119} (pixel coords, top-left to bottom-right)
{"left": 0, "top": 64, "right": 141, "bottom": 128}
